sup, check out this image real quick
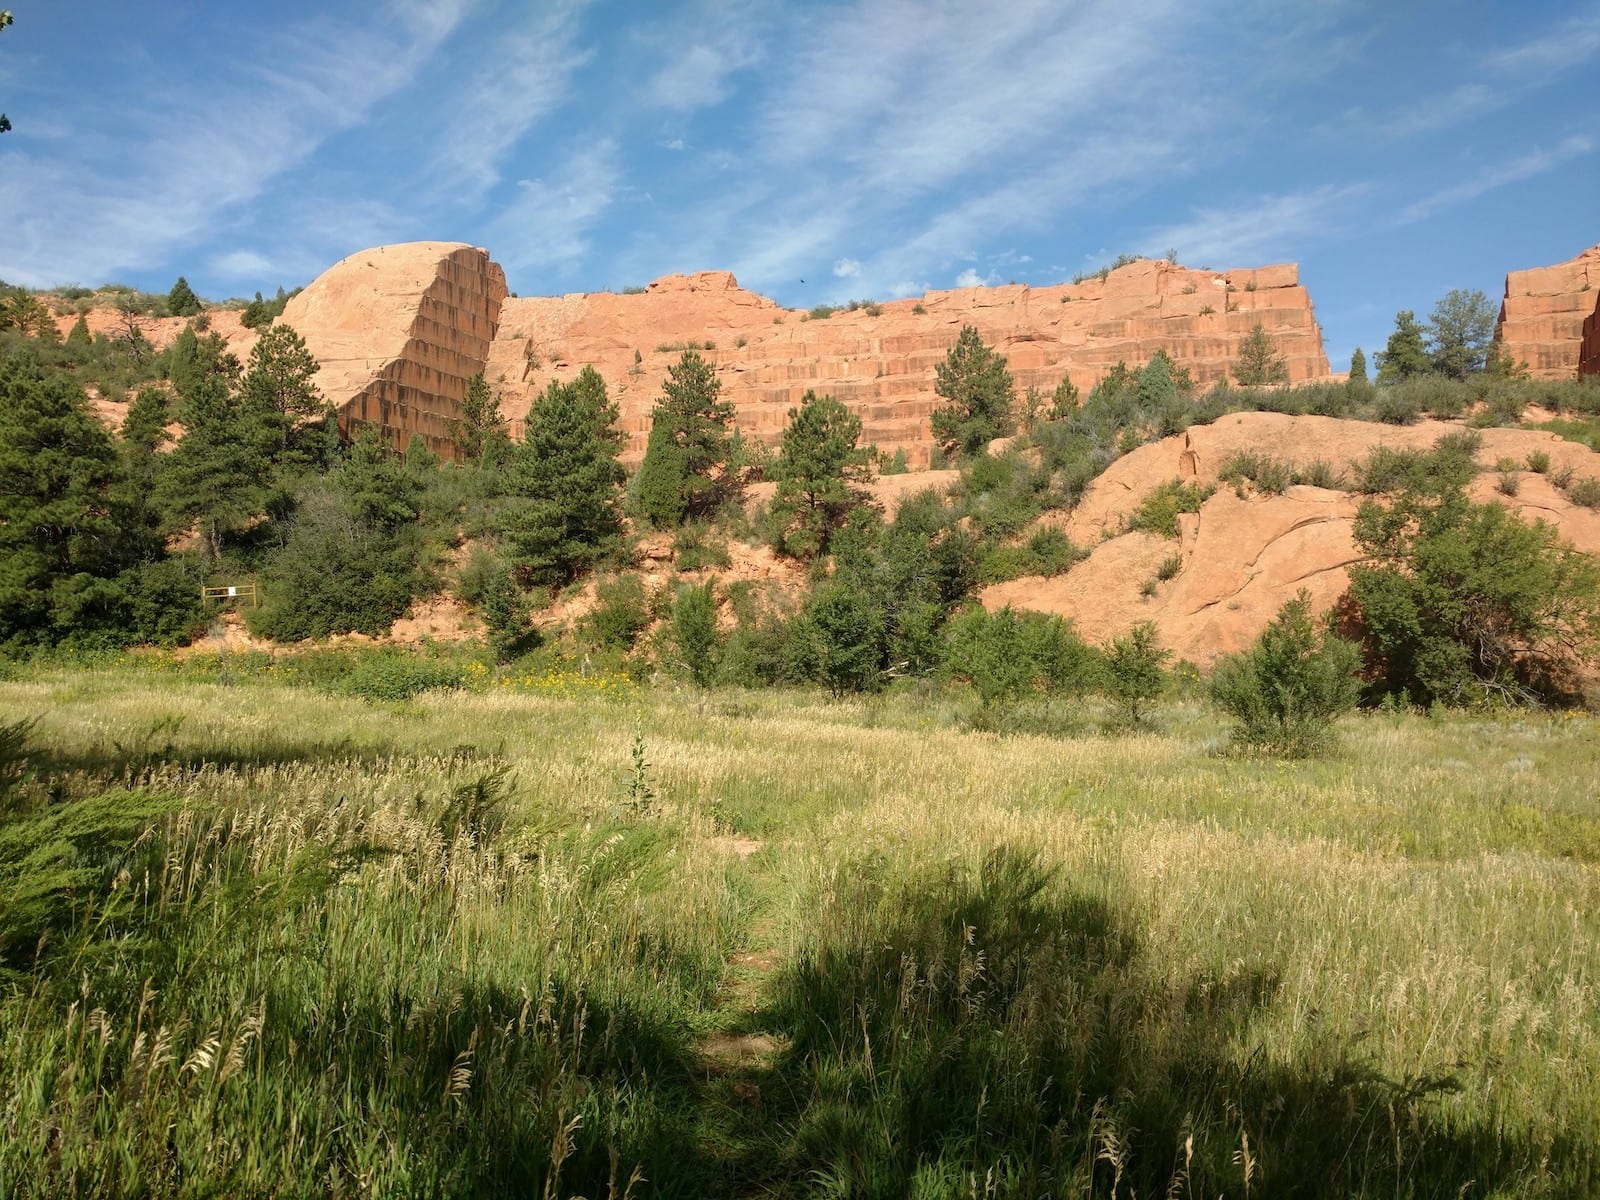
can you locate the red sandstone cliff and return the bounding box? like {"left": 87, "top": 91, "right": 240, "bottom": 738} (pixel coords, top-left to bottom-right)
{"left": 1579, "top": 289, "right": 1600, "bottom": 379}
{"left": 1494, "top": 244, "right": 1600, "bottom": 379}
{"left": 487, "top": 259, "right": 1329, "bottom": 467}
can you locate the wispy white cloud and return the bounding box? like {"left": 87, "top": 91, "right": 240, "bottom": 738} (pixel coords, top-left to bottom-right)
{"left": 953, "top": 267, "right": 998, "bottom": 289}
{"left": 486, "top": 140, "right": 622, "bottom": 275}
{"left": 425, "top": 3, "right": 592, "bottom": 200}
{"left": 0, "top": 0, "right": 470, "bottom": 287}
{"left": 1487, "top": 5, "right": 1600, "bottom": 77}
{"left": 1137, "top": 185, "right": 1367, "bottom": 267}
{"left": 832, "top": 258, "right": 862, "bottom": 279}
{"left": 1397, "top": 135, "right": 1595, "bottom": 223}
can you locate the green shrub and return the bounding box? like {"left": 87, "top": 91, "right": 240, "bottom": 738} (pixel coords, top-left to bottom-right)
{"left": 673, "top": 522, "right": 732, "bottom": 571}
{"left": 1218, "top": 451, "right": 1289, "bottom": 495}
{"left": 945, "top": 606, "right": 1097, "bottom": 706}
{"left": 1101, "top": 622, "right": 1169, "bottom": 723}
{"left": 1525, "top": 451, "right": 1551, "bottom": 474}
{"left": 1210, "top": 591, "right": 1362, "bottom": 756}
{"left": 342, "top": 653, "right": 464, "bottom": 702}
{"left": 670, "top": 580, "right": 721, "bottom": 687}
{"left": 1155, "top": 553, "right": 1182, "bottom": 581}
{"left": 1561, "top": 476, "right": 1600, "bottom": 509}
{"left": 586, "top": 575, "right": 651, "bottom": 650}
{"left": 1291, "top": 459, "right": 1346, "bottom": 489}
{"left": 1127, "top": 480, "right": 1213, "bottom": 538}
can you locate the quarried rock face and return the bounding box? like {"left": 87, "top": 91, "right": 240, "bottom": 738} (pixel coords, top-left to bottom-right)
{"left": 1580, "top": 289, "right": 1600, "bottom": 379}
{"left": 280, "top": 242, "right": 508, "bottom": 457}
{"left": 1495, "top": 244, "right": 1600, "bottom": 379}
{"left": 487, "top": 258, "right": 1329, "bottom": 468}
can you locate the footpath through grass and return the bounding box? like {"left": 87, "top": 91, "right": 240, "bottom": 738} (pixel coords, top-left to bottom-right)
{"left": 1, "top": 665, "right": 1598, "bottom": 1196}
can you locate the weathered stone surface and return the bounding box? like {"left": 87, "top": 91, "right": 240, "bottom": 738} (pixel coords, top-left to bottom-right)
{"left": 982, "top": 412, "right": 1600, "bottom": 664}
{"left": 281, "top": 242, "right": 508, "bottom": 457}
{"left": 1495, "top": 244, "right": 1600, "bottom": 379}
{"left": 487, "top": 258, "right": 1329, "bottom": 468}
{"left": 1580, "top": 288, "right": 1600, "bottom": 379}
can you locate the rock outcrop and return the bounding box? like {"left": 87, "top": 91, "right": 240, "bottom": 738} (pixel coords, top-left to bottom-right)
{"left": 1580, "top": 289, "right": 1600, "bottom": 379}
{"left": 1494, "top": 244, "right": 1600, "bottom": 379}
{"left": 488, "top": 259, "right": 1329, "bottom": 467}
{"left": 279, "top": 242, "right": 508, "bottom": 456}
{"left": 982, "top": 412, "right": 1600, "bottom": 664}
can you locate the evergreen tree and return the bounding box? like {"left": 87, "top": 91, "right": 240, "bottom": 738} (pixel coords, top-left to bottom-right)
{"left": 1348, "top": 346, "right": 1368, "bottom": 387}
{"left": 454, "top": 371, "right": 509, "bottom": 466}
{"left": 770, "top": 390, "right": 872, "bottom": 558}
{"left": 240, "top": 292, "right": 272, "bottom": 330}
{"left": 789, "top": 581, "right": 887, "bottom": 696}
{"left": 929, "top": 324, "right": 1015, "bottom": 458}
{"left": 1137, "top": 349, "right": 1179, "bottom": 408}
{"left": 1376, "top": 310, "right": 1430, "bottom": 383}
{"left": 157, "top": 364, "right": 275, "bottom": 559}
{"left": 633, "top": 349, "right": 736, "bottom": 527}
{"left": 1426, "top": 288, "right": 1496, "bottom": 380}
{"left": 1234, "top": 324, "right": 1290, "bottom": 386}
{"left": 242, "top": 323, "right": 326, "bottom": 459}
{"left": 1049, "top": 376, "right": 1080, "bottom": 419}
{"left": 0, "top": 353, "right": 142, "bottom": 646}
{"left": 64, "top": 314, "right": 91, "bottom": 353}
{"left": 503, "top": 366, "right": 627, "bottom": 585}
{"left": 166, "top": 276, "right": 203, "bottom": 318}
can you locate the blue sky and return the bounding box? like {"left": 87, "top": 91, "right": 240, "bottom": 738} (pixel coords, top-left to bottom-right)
{"left": 1, "top": 1, "right": 1596, "bottom": 371}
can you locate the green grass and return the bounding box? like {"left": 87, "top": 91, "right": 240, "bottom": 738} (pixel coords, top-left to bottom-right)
{"left": 2, "top": 665, "right": 1598, "bottom": 1196}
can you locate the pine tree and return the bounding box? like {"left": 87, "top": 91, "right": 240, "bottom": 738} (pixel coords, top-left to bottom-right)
{"left": 454, "top": 371, "right": 509, "bottom": 465}
{"left": 0, "top": 353, "right": 142, "bottom": 646}
{"left": 770, "top": 390, "right": 872, "bottom": 558}
{"left": 929, "top": 324, "right": 1015, "bottom": 458}
{"left": 64, "top": 314, "right": 91, "bottom": 353}
{"left": 503, "top": 366, "right": 627, "bottom": 585}
{"left": 157, "top": 365, "right": 274, "bottom": 560}
{"left": 1376, "top": 311, "right": 1431, "bottom": 383}
{"left": 242, "top": 323, "right": 327, "bottom": 461}
{"left": 633, "top": 349, "right": 736, "bottom": 527}
{"left": 166, "top": 276, "right": 203, "bottom": 318}
{"left": 1234, "top": 324, "right": 1290, "bottom": 386}
{"left": 1348, "top": 346, "right": 1369, "bottom": 387}
{"left": 1049, "top": 376, "right": 1080, "bottom": 419}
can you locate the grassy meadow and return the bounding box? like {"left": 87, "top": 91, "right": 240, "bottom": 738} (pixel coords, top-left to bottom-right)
{"left": 1, "top": 660, "right": 1598, "bottom": 1197}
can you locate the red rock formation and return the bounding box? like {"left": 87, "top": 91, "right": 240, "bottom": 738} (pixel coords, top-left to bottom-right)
{"left": 981, "top": 412, "right": 1600, "bottom": 664}
{"left": 1580, "top": 288, "right": 1600, "bottom": 379}
{"left": 1494, "top": 243, "right": 1600, "bottom": 379}
{"left": 280, "top": 242, "right": 508, "bottom": 456}
{"left": 487, "top": 258, "right": 1329, "bottom": 467}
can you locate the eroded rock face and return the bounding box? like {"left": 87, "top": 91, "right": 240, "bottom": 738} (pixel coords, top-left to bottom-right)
{"left": 488, "top": 258, "right": 1329, "bottom": 468}
{"left": 1580, "top": 289, "right": 1600, "bottom": 379}
{"left": 1495, "top": 244, "right": 1600, "bottom": 380}
{"left": 280, "top": 242, "right": 508, "bottom": 457}
{"left": 982, "top": 411, "right": 1600, "bottom": 664}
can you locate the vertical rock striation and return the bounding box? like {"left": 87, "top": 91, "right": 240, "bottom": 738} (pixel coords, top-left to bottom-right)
{"left": 1494, "top": 244, "right": 1600, "bottom": 380}
{"left": 487, "top": 258, "right": 1329, "bottom": 468}
{"left": 280, "top": 242, "right": 507, "bottom": 457}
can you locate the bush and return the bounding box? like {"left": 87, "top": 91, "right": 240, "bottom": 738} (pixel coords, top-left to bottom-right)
{"left": 670, "top": 581, "right": 721, "bottom": 687}
{"left": 1127, "top": 480, "right": 1213, "bottom": 538}
{"left": 585, "top": 575, "right": 651, "bottom": 651}
{"left": 1218, "top": 451, "right": 1289, "bottom": 495}
{"left": 342, "top": 653, "right": 464, "bottom": 702}
{"left": 1101, "top": 622, "right": 1169, "bottom": 723}
{"left": 1564, "top": 477, "right": 1600, "bottom": 510}
{"left": 1210, "top": 591, "right": 1362, "bottom": 756}
{"left": 944, "top": 606, "right": 1097, "bottom": 706}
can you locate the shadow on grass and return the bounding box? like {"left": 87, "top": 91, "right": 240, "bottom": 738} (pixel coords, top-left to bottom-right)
{"left": 726, "top": 848, "right": 1594, "bottom": 1199}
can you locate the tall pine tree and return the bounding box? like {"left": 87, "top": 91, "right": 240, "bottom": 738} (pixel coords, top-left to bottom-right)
{"left": 503, "top": 366, "right": 627, "bottom": 585}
